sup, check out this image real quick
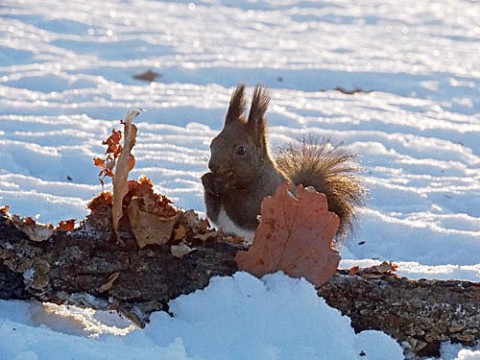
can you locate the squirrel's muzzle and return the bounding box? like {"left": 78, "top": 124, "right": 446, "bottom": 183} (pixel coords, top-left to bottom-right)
{"left": 208, "top": 160, "right": 220, "bottom": 174}
{"left": 208, "top": 160, "right": 234, "bottom": 178}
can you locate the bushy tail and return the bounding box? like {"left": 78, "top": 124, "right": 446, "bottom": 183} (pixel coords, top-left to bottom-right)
{"left": 275, "top": 137, "right": 366, "bottom": 240}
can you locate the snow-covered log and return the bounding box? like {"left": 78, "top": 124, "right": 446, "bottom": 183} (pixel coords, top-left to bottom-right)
{"left": 0, "top": 209, "right": 478, "bottom": 358}
{"left": 318, "top": 266, "right": 480, "bottom": 357}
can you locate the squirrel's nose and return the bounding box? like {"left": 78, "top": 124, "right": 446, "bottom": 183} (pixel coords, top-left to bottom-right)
{"left": 208, "top": 160, "right": 220, "bottom": 173}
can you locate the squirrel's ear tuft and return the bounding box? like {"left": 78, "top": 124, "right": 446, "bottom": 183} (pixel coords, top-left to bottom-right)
{"left": 225, "top": 84, "right": 247, "bottom": 124}
{"left": 247, "top": 85, "right": 270, "bottom": 146}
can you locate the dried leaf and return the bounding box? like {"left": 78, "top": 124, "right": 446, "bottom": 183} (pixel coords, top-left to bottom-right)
{"left": 375, "top": 261, "right": 398, "bottom": 273}
{"left": 236, "top": 183, "right": 341, "bottom": 287}
{"left": 194, "top": 230, "right": 218, "bottom": 241}
{"left": 349, "top": 265, "right": 360, "bottom": 275}
{"left": 87, "top": 191, "right": 113, "bottom": 214}
{"left": 103, "top": 129, "right": 122, "bottom": 156}
{"left": 99, "top": 272, "right": 121, "bottom": 292}
{"left": 171, "top": 242, "right": 195, "bottom": 258}
{"left": 112, "top": 109, "right": 144, "bottom": 245}
{"left": 126, "top": 198, "right": 177, "bottom": 248}
{"left": 361, "top": 261, "right": 399, "bottom": 279}
{"left": 184, "top": 210, "right": 212, "bottom": 240}
{"left": 173, "top": 224, "right": 187, "bottom": 241}
{"left": 133, "top": 70, "right": 161, "bottom": 82}
{"left": 94, "top": 128, "right": 122, "bottom": 183}
{"left": 56, "top": 219, "right": 75, "bottom": 232}
{"left": 126, "top": 177, "right": 177, "bottom": 217}
{"left": 25, "top": 216, "right": 36, "bottom": 226}
{"left": 12, "top": 215, "right": 54, "bottom": 242}
{"left": 93, "top": 158, "right": 105, "bottom": 168}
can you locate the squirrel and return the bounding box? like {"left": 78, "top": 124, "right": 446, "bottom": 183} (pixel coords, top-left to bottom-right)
{"left": 201, "top": 84, "right": 365, "bottom": 244}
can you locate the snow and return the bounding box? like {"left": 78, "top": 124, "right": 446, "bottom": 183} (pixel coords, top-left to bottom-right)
{"left": 0, "top": 0, "right": 479, "bottom": 358}
{"left": 0, "top": 274, "right": 404, "bottom": 360}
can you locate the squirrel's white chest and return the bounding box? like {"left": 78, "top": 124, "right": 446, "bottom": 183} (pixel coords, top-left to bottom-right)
{"left": 214, "top": 206, "right": 255, "bottom": 244}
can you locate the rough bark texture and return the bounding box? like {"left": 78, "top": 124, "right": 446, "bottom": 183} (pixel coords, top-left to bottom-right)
{"left": 0, "top": 211, "right": 239, "bottom": 326}
{"left": 318, "top": 267, "right": 480, "bottom": 358}
{"left": 0, "top": 210, "right": 479, "bottom": 358}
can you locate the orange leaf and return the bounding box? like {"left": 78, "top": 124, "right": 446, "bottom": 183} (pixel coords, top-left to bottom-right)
{"left": 57, "top": 219, "right": 75, "bottom": 232}
{"left": 93, "top": 158, "right": 105, "bottom": 168}
{"left": 349, "top": 266, "right": 360, "bottom": 275}
{"left": 25, "top": 216, "right": 36, "bottom": 226}
{"left": 103, "top": 129, "right": 122, "bottom": 149}
{"left": 236, "top": 183, "right": 341, "bottom": 287}
{"left": 87, "top": 191, "right": 113, "bottom": 214}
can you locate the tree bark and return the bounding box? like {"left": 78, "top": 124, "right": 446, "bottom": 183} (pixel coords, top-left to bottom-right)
{"left": 0, "top": 211, "right": 239, "bottom": 326}
{"left": 318, "top": 267, "right": 480, "bottom": 358}
{"left": 0, "top": 211, "right": 479, "bottom": 358}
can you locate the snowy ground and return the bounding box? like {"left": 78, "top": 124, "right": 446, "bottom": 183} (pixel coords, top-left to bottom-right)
{"left": 1, "top": 0, "right": 479, "bottom": 359}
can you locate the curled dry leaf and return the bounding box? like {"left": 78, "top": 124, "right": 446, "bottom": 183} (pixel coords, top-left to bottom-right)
{"left": 94, "top": 129, "right": 123, "bottom": 181}
{"left": 126, "top": 177, "right": 176, "bottom": 218}
{"left": 171, "top": 242, "right": 195, "bottom": 258}
{"left": 236, "top": 183, "right": 341, "bottom": 287}
{"left": 126, "top": 197, "right": 177, "bottom": 248}
{"left": 123, "top": 177, "right": 179, "bottom": 248}
{"left": 112, "top": 109, "right": 143, "bottom": 245}
{"left": 11, "top": 215, "right": 54, "bottom": 242}
{"left": 87, "top": 191, "right": 113, "bottom": 214}
{"left": 170, "top": 209, "right": 214, "bottom": 244}
{"left": 56, "top": 219, "right": 75, "bottom": 232}
{"left": 98, "top": 272, "right": 121, "bottom": 293}
{"left": 173, "top": 224, "right": 187, "bottom": 242}
{"left": 349, "top": 265, "right": 360, "bottom": 275}
{"left": 360, "top": 261, "right": 399, "bottom": 279}
{"left": 86, "top": 177, "right": 181, "bottom": 248}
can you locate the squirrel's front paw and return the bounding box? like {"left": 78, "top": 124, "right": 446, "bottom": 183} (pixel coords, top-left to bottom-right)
{"left": 202, "top": 172, "right": 223, "bottom": 197}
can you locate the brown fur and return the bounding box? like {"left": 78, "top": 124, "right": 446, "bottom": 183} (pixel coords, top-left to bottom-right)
{"left": 275, "top": 137, "right": 365, "bottom": 237}
{"left": 202, "top": 84, "right": 365, "bottom": 242}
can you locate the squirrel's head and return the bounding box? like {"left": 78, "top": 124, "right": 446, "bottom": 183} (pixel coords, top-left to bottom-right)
{"left": 209, "top": 84, "right": 270, "bottom": 185}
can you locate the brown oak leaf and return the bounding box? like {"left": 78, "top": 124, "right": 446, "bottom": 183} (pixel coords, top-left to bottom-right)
{"left": 236, "top": 183, "right": 341, "bottom": 287}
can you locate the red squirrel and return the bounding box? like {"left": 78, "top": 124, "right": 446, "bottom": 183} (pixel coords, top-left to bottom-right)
{"left": 202, "top": 84, "right": 365, "bottom": 243}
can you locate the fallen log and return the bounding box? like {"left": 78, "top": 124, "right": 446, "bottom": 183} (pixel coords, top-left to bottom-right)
{"left": 318, "top": 266, "right": 480, "bottom": 357}
{"left": 0, "top": 203, "right": 240, "bottom": 327}
{"left": 0, "top": 208, "right": 479, "bottom": 358}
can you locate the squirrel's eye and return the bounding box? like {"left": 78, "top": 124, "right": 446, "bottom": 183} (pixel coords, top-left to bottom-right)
{"left": 235, "top": 145, "right": 247, "bottom": 156}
